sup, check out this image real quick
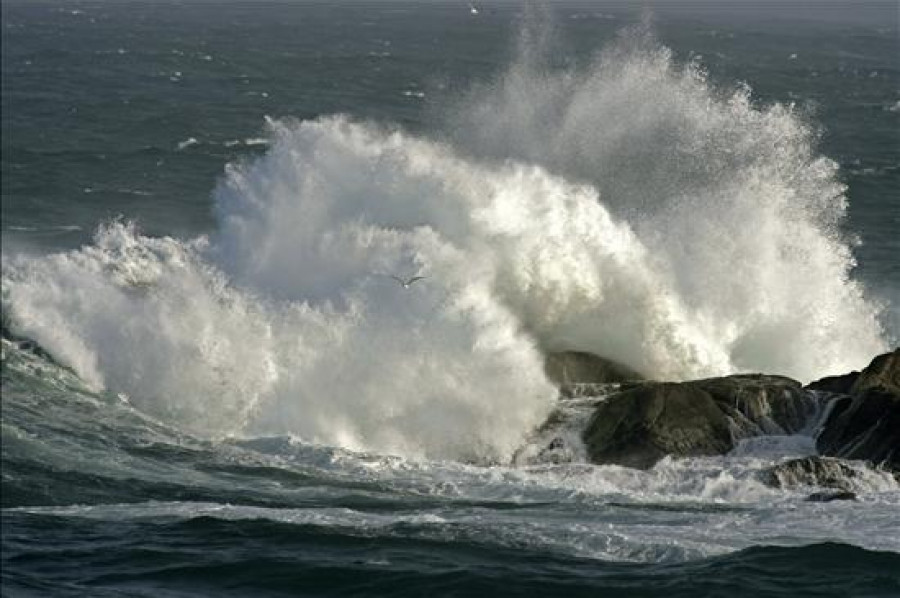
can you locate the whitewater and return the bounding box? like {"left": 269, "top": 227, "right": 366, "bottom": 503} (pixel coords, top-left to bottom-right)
{"left": 0, "top": 2, "right": 900, "bottom": 598}
{"left": 2, "top": 22, "right": 888, "bottom": 463}
{"left": 2, "top": 8, "right": 899, "bottom": 594}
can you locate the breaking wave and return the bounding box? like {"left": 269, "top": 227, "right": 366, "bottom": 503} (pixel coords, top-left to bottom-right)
{"left": 1, "top": 23, "right": 886, "bottom": 461}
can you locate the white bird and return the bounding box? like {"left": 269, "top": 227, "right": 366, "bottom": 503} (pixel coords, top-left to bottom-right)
{"left": 391, "top": 275, "right": 427, "bottom": 289}
{"left": 468, "top": 2, "right": 479, "bottom": 15}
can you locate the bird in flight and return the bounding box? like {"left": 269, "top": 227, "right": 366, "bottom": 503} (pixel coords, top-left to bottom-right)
{"left": 391, "top": 275, "right": 427, "bottom": 289}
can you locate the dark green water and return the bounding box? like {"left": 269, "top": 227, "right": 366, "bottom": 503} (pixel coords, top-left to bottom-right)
{"left": 4, "top": 515, "right": 898, "bottom": 598}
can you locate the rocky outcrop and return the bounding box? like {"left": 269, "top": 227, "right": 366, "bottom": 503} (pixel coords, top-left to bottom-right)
{"left": 816, "top": 389, "right": 899, "bottom": 468}
{"left": 805, "top": 372, "right": 859, "bottom": 395}
{"left": 815, "top": 349, "right": 900, "bottom": 471}
{"left": 697, "top": 375, "right": 818, "bottom": 435}
{"left": 582, "top": 382, "right": 732, "bottom": 469}
{"left": 533, "top": 349, "right": 898, "bottom": 472}
{"left": 763, "top": 456, "right": 860, "bottom": 492}
{"left": 582, "top": 374, "right": 818, "bottom": 469}
{"left": 848, "top": 349, "right": 900, "bottom": 396}
{"left": 803, "top": 348, "right": 900, "bottom": 395}
{"left": 544, "top": 351, "right": 645, "bottom": 386}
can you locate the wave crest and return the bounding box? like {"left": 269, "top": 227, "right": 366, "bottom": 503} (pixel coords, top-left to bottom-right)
{"left": 1, "top": 24, "right": 887, "bottom": 460}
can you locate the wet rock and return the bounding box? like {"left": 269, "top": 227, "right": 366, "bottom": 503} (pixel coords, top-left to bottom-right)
{"left": 849, "top": 349, "right": 900, "bottom": 396}
{"left": 816, "top": 388, "right": 899, "bottom": 470}
{"left": 544, "top": 351, "right": 645, "bottom": 386}
{"left": 816, "top": 349, "right": 900, "bottom": 471}
{"left": 696, "top": 375, "right": 817, "bottom": 436}
{"left": 535, "top": 437, "right": 575, "bottom": 464}
{"left": 511, "top": 396, "right": 603, "bottom": 466}
{"left": 763, "top": 456, "right": 859, "bottom": 492}
{"left": 582, "top": 374, "right": 817, "bottom": 469}
{"left": 582, "top": 382, "right": 732, "bottom": 469}
{"left": 805, "top": 372, "right": 859, "bottom": 395}
{"left": 806, "top": 491, "right": 857, "bottom": 502}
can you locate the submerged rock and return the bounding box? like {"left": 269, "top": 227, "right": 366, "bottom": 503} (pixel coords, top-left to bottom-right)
{"left": 763, "top": 456, "right": 859, "bottom": 492}
{"left": 582, "top": 374, "right": 818, "bottom": 469}
{"left": 816, "top": 349, "right": 900, "bottom": 471}
{"left": 806, "top": 491, "right": 857, "bottom": 502}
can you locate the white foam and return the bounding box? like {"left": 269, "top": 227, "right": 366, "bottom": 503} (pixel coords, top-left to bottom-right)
{"left": 176, "top": 137, "right": 198, "bottom": 150}
{"left": 6, "top": 225, "right": 83, "bottom": 233}
{"left": 10, "top": 452, "right": 900, "bottom": 562}
{"left": 1, "top": 23, "right": 888, "bottom": 462}
{"left": 224, "top": 138, "right": 270, "bottom": 148}
{"left": 443, "top": 18, "right": 887, "bottom": 380}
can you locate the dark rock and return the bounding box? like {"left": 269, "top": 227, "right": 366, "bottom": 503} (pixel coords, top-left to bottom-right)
{"left": 817, "top": 387, "right": 900, "bottom": 470}
{"left": 763, "top": 456, "right": 859, "bottom": 492}
{"left": 850, "top": 349, "right": 900, "bottom": 396}
{"left": 805, "top": 372, "right": 859, "bottom": 395}
{"left": 806, "top": 491, "right": 857, "bottom": 502}
{"left": 816, "top": 349, "right": 900, "bottom": 471}
{"left": 552, "top": 349, "right": 898, "bottom": 472}
{"left": 535, "top": 437, "right": 575, "bottom": 464}
{"left": 694, "top": 374, "right": 816, "bottom": 436}
{"left": 582, "top": 374, "right": 817, "bottom": 469}
{"left": 582, "top": 382, "right": 733, "bottom": 469}
{"left": 544, "top": 351, "right": 645, "bottom": 386}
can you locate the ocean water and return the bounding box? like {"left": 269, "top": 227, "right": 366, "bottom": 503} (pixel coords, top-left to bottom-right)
{"left": 2, "top": 1, "right": 899, "bottom": 596}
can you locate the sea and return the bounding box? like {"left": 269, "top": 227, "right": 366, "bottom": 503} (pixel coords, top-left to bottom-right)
{"left": 2, "top": 1, "right": 899, "bottom": 596}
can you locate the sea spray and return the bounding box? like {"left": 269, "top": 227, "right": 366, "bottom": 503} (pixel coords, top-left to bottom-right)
{"left": 1, "top": 22, "right": 887, "bottom": 460}
{"left": 1, "top": 224, "right": 277, "bottom": 435}
{"left": 212, "top": 116, "right": 720, "bottom": 379}
{"left": 2, "top": 214, "right": 556, "bottom": 460}
{"left": 441, "top": 17, "right": 887, "bottom": 378}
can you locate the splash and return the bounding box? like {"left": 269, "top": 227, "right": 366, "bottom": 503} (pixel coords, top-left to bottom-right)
{"left": 1, "top": 22, "right": 887, "bottom": 461}
{"left": 442, "top": 17, "right": 887, "bottom": 376}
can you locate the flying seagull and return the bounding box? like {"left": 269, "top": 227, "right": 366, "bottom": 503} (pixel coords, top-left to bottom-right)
{"left": 391, "top": 275, "right": 427, "bottom": 289}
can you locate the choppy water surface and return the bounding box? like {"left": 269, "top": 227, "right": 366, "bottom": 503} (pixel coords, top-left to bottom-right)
{"left": 2, "top": 1, "right": 899, "bottom": 596}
